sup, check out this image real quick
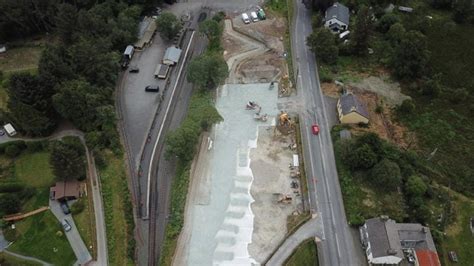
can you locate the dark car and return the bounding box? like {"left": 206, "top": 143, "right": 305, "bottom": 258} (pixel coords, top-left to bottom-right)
{"left": 129, "top": 65, "right": 139, "bottom": 73}
{"left": 60, "top": 201, "right": 70, "bottom": 215}
{"left": 145, "top": 85, "right": 159, "bottom": 92}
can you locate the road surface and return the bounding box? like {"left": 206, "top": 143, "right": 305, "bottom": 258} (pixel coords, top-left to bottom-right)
{"left": 291, "top": 0, "right": 364, "bottom": 265}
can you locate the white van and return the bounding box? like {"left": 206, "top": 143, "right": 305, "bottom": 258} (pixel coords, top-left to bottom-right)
{"left": 242, "top": 13, "right": 250, "bottom": 24}
{"left": 250, "top": 12, "right": 259, "bottom": 22}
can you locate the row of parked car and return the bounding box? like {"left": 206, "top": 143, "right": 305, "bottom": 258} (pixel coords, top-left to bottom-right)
{"left": 242, "top": 7, "right": 266, "bottom": 24}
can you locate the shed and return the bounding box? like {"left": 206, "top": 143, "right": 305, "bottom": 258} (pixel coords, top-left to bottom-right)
{"left": 50, "top": 180, "right": 83, "bottom": 201}
{"left": 134, "top": 17, "right": 157, "bottom": 49}
{"left": 3, "top": 123, "right": 16, "bottom": 136}
{"left": 163, "top": 46, "right": 182, "bottom": 65}
{"left": 337, "top": 92, "right": 369, "bottom": 124}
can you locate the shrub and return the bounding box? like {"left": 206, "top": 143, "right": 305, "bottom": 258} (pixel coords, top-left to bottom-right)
{"left": 345, "top": 143, "right": 378, "bottom": 170}
{"left": 0, "top": 140, "right": 26, "bottom": 154}
{"left": 449, "top": 87, "right": 469, "bottom": 104}
{"left": 0, "top": 182, "right": 25, "bottom": 193}
{"left": 398, "top": 99, "right": 415, "bottom": 115}
{"left": 71, "top": 199, "right": 85, "bottom": 215}
{"left": 370, "top": 159, "right": 402, "bottom": 191}
{"left": 26, "top": 141, "right": 45, "bottom": 152}
{"left": 5, "top": 145, "right": 21, "bottom": 158}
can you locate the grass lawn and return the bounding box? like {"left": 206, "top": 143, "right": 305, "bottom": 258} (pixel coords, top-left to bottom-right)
{"left": 0, "top": 251, "right": 41, "bottom": 266}
{"left": 285, "top": 238, "right": 318, "bottom": 266}
{"left": 440, "top": 196, "right": 474, "bottom": 266}
{"left": 0, "top": 46, "right": 42, "bottom": 74}
{"left": 99, "top": 150, "right": 133, "bottom": 265}
{"left": 72, "top": 197, "right": 96, "bottom": 258}
{"left": 14, "top": 152, "right": 55, "bottom": 188}
{"left": 8, "top": 211, "right": 76, "bottom": 265}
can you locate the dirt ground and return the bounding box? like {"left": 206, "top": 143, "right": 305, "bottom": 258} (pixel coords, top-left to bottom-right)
{"left": 322, "top": 77, "right": 415, "bottom": 148}
{"left": 248, "top": 126, "right": 303, "bottom": 263}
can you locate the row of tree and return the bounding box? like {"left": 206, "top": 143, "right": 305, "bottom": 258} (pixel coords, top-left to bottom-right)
{"left": 4, "top": 0, "right": 142, "bottom": 151}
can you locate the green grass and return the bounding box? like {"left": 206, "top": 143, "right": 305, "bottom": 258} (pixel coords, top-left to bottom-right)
{"left": 14, "top": 152, "right": 54, "bottom": 188}
{"left": 72, "top": 197, "right": 95, "bottom": 258}
{"left": 99, "top": 150, "right": 134, "bottom": 265}
{"left": 439, "top": 197, "right": 474, "bottom": 266}
{"left": 8, "top": 211, "right": 76, "bottom": 265}
{"left": 0, "top": 46, "right": 42, "bottom": 74}
{"left": 0, "top": 251, "right": 41, "bottom": 266}
{"left": 285, "top": 238, "right": 318, "bottom": 266}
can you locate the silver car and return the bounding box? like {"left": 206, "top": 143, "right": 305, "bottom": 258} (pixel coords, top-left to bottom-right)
{"left": 62, "top": 219, "right": 72, "bottom": 232}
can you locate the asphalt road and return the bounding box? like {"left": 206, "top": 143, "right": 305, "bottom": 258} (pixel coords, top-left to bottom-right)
{"left": 291, "top": 0, "right": 364, "bottom": 265}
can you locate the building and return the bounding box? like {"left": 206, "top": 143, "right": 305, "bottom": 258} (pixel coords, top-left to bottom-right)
{"left": 163, "top": 46, "right": 182, "bottom": 65}
{"left": 50, "top": 179, "right": 83, "bottom": 201}
{"left": 134, "top": 17, "right": 157, "bottom": 49}
{"left": 360, "top": 216, "right": 441, "bottom": 266}
{"left": 337, "top": 92, "right": 369, "bottom": 124}
{"left": 324, "top": 2, "right": 350, "bottom": 33}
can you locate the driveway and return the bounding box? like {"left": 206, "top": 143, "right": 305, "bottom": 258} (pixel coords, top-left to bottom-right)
{"left": 49, "top": 199, "right": 92, "bottom": 265}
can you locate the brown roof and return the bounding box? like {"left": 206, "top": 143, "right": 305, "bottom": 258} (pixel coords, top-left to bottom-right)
{"left": 50, "top": 180, "right": 82, "bottom": 200}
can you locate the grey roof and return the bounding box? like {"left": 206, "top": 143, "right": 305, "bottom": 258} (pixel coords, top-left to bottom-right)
{"left": 164, "top": 46, "right": 182, "bottom": 63}
{"left": 326, "top": 2, "right": 350, "bottom": 25}
{"left": 339, "top": 93, "right": 369, "bottom": 119}
{"left": 364, "top": 217, "right": 438, "bottom": 259}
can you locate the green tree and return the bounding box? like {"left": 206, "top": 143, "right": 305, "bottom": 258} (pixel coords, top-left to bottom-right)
{"left": 352, "top": 5, "right": 373, "bottom": 56}
{"left": 199, "top": 19, "right": 223, "bottom": 51}
{"left": 165, "top": 120, "right": 201, "bottom": 162}
{"left": 370, "top": 159, "right": 402, "bottom": 190}
{"left": 386, "top": 23, "right": 406, "bottom": 45}
{"left": 377, "top": 13, "right": 399, "bottom": 33}
{"left": 421, "top": 75, "right": 442, "bottom": 97}
{"left": 187, "top": 52, "right": 228, "bottom": 89}
{"left": 405, "top": 175, "right": 427, "bottom": 197}
{"left": 156, "top": 12, "right": 182, "bottom": 40}
{"left": 430, "top": 0, "right": 453, "bottom": 9}
{"left": 449, "top": 88, "right": 469, "bottom": 104}
{"left": 346, "top": 143, "right": 378, "bottom": 170}
{"left": 0, "top": 194, "right": 21, "bottom": 215}
{"left": 453, "top": 0, "right": 474, "bottom": 23}
{"left": 306, "top": 28, "right": 338, "bottom": 64}
{"left": 398, "top": 99, "right": 415, "bottom": 115}
{"left": 391, "top": 31, "right": 430, "bottom": 79}
{"left": 50, "top": 138, "right": 86, "bottom": 181}
{"left": 356, "top": 132, "right": 384, "bottom": 158}
{"left": 56, "top": 3, "right": 78, "bottom": 44}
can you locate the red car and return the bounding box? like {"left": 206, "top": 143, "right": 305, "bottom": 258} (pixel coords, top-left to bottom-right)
{"left": 311, "top": 124, "right": 320, "bottom": 135}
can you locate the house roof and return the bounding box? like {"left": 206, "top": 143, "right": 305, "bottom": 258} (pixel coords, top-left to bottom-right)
{"left": 135, "top": 17, "right": 157, "bottom": 48}
{"left": 164, "top": 46, "right": 182, "bottom": 63}
{"left": 364, "top": 217, "right": 440, "bottom": 262}
{"left": 415, "top": 250, "right": 441, "bottom": 266}
{"left": 339, "top": 92, "right": 369, "bottom": 119}
{"left": 50, "top": 179, "right": 82, "bottom": 200}
{"left": 326, "top": 2, "right": 350, "bottom": 25}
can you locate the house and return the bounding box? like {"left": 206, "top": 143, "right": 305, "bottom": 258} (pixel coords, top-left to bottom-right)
{"left": 163, "top": 46, "right": 182, "bottom": 65}
{"left": 324, "top": 2, "right": 350, "bottom": 33}
{"left": 337, "top": 92, "right": 369, "bottom": 124}
{"left": 50, "top": 179, "right": 83, "bottom": 201}
{"left": 360, "top": 216, "right": 441, "bottom": 266}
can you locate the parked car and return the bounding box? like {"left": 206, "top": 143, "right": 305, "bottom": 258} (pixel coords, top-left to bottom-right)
{"left": 62, "top": 219, "right": 72, "bottom": 232}
{"left": 250, "top": 11, "right": 259, "bottom": 22}
{"left": 311, "top": 124, "right": 320, "bottom": 135}
{"left": 241, "top": 13, "right": 250, "bottom": 24}
{"left": 145, "top": 85, "right": 159, "bottom": 92}
{"left": 129, "top": 65, "right": 139, "bottom": 73}
{"left": 60, "top": 201, "right": 70, "bottom": 215}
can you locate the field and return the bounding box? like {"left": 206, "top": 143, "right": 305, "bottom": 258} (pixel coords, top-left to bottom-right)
{"left": 0, "top": 251, "right": 41, "bottom": 265}
{"left": 284, "top": 238, "right": 318, "bottom": 266}
{"left": 8, "top": 211, "right": 76, "bottom": 265}
{"left": 98, "top": 150, "right": 134, "bottom": 265}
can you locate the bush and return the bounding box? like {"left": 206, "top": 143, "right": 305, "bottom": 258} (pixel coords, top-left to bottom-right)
{"left": 5, "top": 145, "right": 21, "bottom": 157}
{"left": 319, "top": 67, "right": 334, "bottom": 82}
{"left": 0, "top": 140, "right": 26, "bottom": 154}
{"left": 26, "top": 141, "right": 46, "bottom": 152}
{"left": 449, "top": 87, "right": 469, "bottom": 104}
{"left": 3, "top": 227, "right": 19, "bottom": 242}
{"left": 370, "top": 159, "right": 402, "bottom": 191}
{"left": 398, "top": 99, "right": 415, "bottom": 115}
{"left": 0, "top": 182, "right": 25, "bottom": 193}
{"left": 71, "top": 199, "right": 85, "bottom": 215}
{"left": 345, "top": 143, "right": 378, "bottom": 170}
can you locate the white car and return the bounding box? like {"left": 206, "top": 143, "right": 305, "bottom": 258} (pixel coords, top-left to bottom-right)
{"left": 250, "top": 11, "right": 259, "bottom": 22}
{"left": 242, "top": 13, "right": 250, "bottom": 24}
{"left": 62, "top": 219, "right": 72, "bottom": 232}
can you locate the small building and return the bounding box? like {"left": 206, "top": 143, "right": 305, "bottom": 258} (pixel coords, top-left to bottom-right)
{"left": 3, "top": 123, "right": 17, "bottom": 136}
{"left": 163, "top": 46, "right": 182, "bottom": 65}
{"left": 337, "top": 92, "right": 369, "bottom": 124}
{"left": 360, "top": 216, "right": 441, "bottom": 266}
{"left": 50, "top": 179, "right": 83, "bottom": 201}
{"left": 324, "top": 2, "right": 350, "bottom": 33}
{"left": 134, "top": 17, "right": 157, "bottom": 49}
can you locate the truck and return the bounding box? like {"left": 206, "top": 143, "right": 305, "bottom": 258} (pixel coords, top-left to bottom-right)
{"left": 154, "top": 64, "right": 170, "bottom": 79}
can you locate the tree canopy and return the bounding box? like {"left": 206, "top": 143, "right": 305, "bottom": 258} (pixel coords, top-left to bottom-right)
{"left": 352, "top": 5, "right": 373, "bottom": 56}
{"left": 370, "top": 158, "right": 402, "bottom": 191}
{"left": 391, "top": 30, "right": 430, "bottom": 80}
{"left": 306, "top": 28, "right": 338, "bottom": 64}
{"left": 156, "top": 12, "right": 182, "bottom": 40}
{"left": 50, "top": 137, "right": 86, "bottom": 181}
{"left": 187, "top": 52, "right": 228, "bottom": 90}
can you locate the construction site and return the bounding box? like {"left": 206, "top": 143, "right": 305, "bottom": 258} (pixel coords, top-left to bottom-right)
{"left": 174, "top": 9, "right": 305, "bottom": 265}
